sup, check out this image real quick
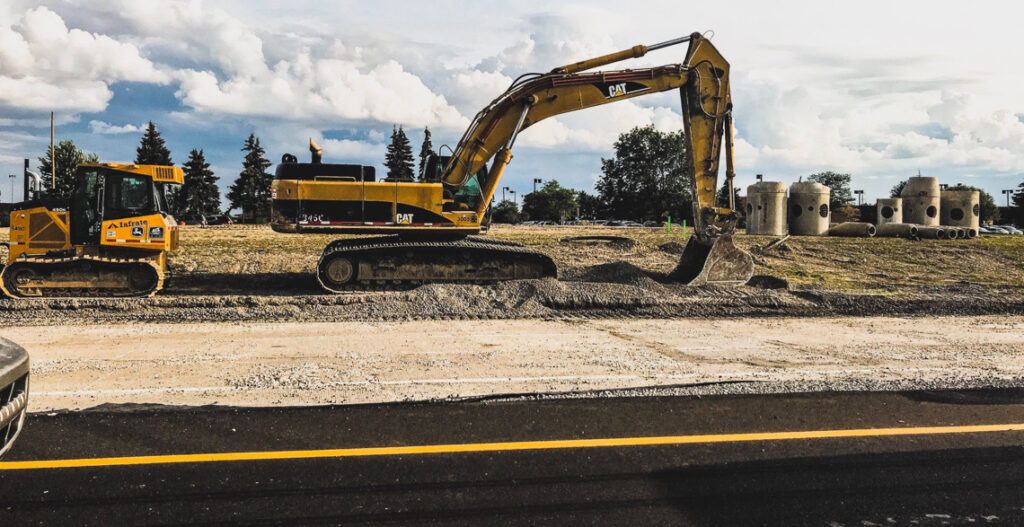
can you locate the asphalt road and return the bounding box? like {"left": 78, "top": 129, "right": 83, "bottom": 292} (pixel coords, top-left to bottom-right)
{"left": 4, "top": 389, "right": 1024, "bottom": 525}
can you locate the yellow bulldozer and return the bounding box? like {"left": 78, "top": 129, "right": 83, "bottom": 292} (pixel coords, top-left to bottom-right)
{"left": 271, "top": 32, "right": 754, "bottom": 291}
{"left": 1, "top": 162, "right": 182, "bottom": 298}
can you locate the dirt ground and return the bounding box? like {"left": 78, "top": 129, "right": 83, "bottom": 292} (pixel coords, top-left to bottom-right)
{"left": 1, "top": 225, "right": 1022, "bottom": 325}
{"left": 8, "top": 315, "right": 1024, "bottom": 411}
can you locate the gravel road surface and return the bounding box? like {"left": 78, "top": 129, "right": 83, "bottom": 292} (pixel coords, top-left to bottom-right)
{"left": 7, "top": 315, "right": 1024, "bottom": 411}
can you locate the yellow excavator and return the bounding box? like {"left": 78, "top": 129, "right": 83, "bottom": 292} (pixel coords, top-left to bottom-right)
{"left": 1, "top": 162, "right": 182, "bottom": 297}
{"left": 271, "top": 32, "right": 754, "bottom": 291}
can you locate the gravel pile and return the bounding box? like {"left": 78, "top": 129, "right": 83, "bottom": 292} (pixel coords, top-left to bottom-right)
{"left": 1, "top": 260, "right": 1022, "bottom": 325}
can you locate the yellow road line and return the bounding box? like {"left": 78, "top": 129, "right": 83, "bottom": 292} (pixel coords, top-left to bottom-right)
{"left": 3, "top": 422, "right": 1024, "bottom": 471}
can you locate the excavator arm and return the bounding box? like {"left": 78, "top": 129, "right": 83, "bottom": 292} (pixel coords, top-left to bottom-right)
{"left": 439, "top": 32, "right": 753, "bottom": 285}
{"left": 442, "top": 33, "right": 736, "bottom": 235}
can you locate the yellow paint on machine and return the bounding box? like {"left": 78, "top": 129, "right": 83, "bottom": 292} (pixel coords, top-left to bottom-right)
{"left": 4, "top": 422, "right": 1024, "bottom": 471}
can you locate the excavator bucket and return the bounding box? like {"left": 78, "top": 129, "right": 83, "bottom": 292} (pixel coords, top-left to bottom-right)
{"left": 668, "top": 233, "right": 754, "bottom": 286}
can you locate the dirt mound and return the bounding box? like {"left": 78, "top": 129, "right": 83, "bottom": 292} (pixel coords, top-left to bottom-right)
{"left": 571, "top": 261, "right": 663, "bottom": 286}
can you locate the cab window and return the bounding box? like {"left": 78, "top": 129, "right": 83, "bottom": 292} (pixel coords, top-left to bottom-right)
{"left": 105, "top": 173, "right": 154, "bottom": 218}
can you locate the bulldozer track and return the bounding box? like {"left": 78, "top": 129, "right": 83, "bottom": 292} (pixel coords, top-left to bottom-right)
{"left": 0, "top": 254, "right": 164, "bottom": 298}
{"left": 316, "top": 236, "right": 557, "bottom": 293}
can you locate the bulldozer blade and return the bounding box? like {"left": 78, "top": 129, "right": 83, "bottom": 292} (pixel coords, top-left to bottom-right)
{"left": 668, "top": 233, "right": 754, "bottom": 286}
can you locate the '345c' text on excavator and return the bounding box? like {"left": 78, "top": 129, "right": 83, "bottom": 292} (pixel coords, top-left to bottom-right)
{"left": 270, "top": 32, "right": 754, "bottom": 292}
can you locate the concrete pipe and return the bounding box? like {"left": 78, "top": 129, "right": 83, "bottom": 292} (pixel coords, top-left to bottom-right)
{"left": 901, "top": 176, "right": 941, "bottom": 227}
{"left": 876, "top": 198, "right": 903, "bottom": 225}
{"left": 829, "top": 222, "right": 876, "bottom": 237}
{"left": 940, "top": 190, "right": 980, "bottom": 232}
{"left": 966, "top": 228, "right": 978, "bottom": 238}
{"left": 917, "top": 226, "right": 950, "bottom": 239}
{"left": 874, "top": 223, "right": 919, "bottom": 238}
{"left": 788, "top": 181, "right": 830, "bottom": 236}
{"left": 746, "top": 181, "right": 788, "bottom": 236}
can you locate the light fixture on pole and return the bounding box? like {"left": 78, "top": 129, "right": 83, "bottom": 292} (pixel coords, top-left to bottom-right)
{"left": 533, "top": 178, "right": 542, "bottom": 192}
{"left": 854, "top": 189, "right": 864, "bottom": 206}
{"left": 510, "top": 190, "right": 517, "bottom": 206}
{"left": 1004, "top": 189, "right": 1014, "bottom": 207}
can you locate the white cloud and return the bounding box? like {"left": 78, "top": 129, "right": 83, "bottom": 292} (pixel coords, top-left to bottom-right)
{"left": 89, "top": 120, "right": 144, "bottom": 134}
{"left": 0, "top": 7, "right": 167, "bottom": 112}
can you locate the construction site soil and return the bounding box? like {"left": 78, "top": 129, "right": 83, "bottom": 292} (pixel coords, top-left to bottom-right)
{"left": 1, "top": 225, "right": 1022, "bottom": 324}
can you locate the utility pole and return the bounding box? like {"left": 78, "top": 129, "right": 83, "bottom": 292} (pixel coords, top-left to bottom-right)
{"left": 1004, "top": 189, "right": 1014, "bottom": 207}
{"left": 533, "top": 178, "right": 542, "bottom": 193}
{"left": 50, "top": 111, "right": 55, "bottom": 192}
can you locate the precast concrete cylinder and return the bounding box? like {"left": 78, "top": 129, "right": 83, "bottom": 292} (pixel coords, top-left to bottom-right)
{"left": 875, "top": 223, "right": 918, "bottom": 238}
{"left": 900, "top": 176, "right": 940, "bottom": 226}
{"left": 829, "top": 222, "right": 876, "bottom": 237}
{"left": 917, "top": 226, "right": 950, "bottom": 239}
{"left": 940, "top": 190, "right": 980, "bottom": 232}
{"left": 787, "top": 181, "right": 830, "bottom": 236}
{"left": 876, "top": 198, "right": 902, "bottom": 225}
{"left": 745, "top": 181, "right": 787, "bottom": 235}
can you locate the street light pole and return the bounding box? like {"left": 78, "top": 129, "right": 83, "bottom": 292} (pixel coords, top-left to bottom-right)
{"left": 854, "top": 189, "right": 864, "bottom": 206}
{"left": 533, "top": 178, "right": 541, "bottom": 193}
{"left": 510, "top": 190, "right": 517, "bottom": 206}
{"left": 502, "top": 186, "right": 507, "bottom": 202}
{"left": 1004, "top": 189, "right": 1014, "bottom": 207}
{"left": 9, "top": 174, "right": 15, "bottom": 204}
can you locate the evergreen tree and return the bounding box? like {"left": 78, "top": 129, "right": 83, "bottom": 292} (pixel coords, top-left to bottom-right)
{"left": 384, "top": 125, "right": 415, "bottom": 180}
{"left": 418, "top": 127, "right": 434, "bottom": 180}
{"left": 227, "top": 134, "right": 272, "bottom": 221}
{"left": 135, "top": 121, "right": 173, "bottom": 165}
{"left": 37, "top": 140, "right": 99, "bottom": 200}
{"left": 890, "top": 180, "right": 907, "bottom": 198}
{"left": 180, "top": 149, "right": 220, "bottom": 215}
{"left": 1013, "top": 179, "right": 1024, "bottom": 209}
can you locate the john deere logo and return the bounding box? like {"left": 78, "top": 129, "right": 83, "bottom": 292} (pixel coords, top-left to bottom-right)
{"left": 131, "top": 226, "right": 145, "bottom": 238}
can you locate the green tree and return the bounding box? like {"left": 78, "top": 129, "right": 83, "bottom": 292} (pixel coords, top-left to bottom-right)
{"left": 135, "top": 122, "right": 173, "bottom": 165}
{"left": 418, "top": 127, "right": 433, "bottom": 180}
{"left": 947, "top": 183, "right": 1000, "bottom": 224}
{"left": 808, "top": 171, "right": 854, "bottom": 210}
{"left": 384, "top": 125, "right": 415, "bottom": 181}
{"left": 37, "top": 141, "right": 99, "bottom": 200}
{"left": 227, "top": 134, "right": 272, "bottom": 221}
{"left": 890, "top": 180, "right": 907, "bottom": 198}
{"left": 576, "top": 191, "right": 605, "bottom": 219}
{"left": 1013, "top": 179, "right": 1024, "bottom": 226}
{"left": 491, "top": 199, "right": 521, "bottom": 224}
{"left": 180, "top": 149, "right": 220, "bottom": 215}
{"left": 521, "top": 180, "right": 577, "bottom": 223}
{"left": 716, "top": 180, "right": 740, "bottom": 209}
{"left": 596, "top": 126, "right": 691, "bottom": 222}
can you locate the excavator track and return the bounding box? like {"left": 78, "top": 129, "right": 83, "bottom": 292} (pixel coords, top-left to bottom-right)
{"left": 316, "top": 235, "right": 557, "bottom": 293}
{"left": 0, "top": 254, "right": 163, "bottom": 298}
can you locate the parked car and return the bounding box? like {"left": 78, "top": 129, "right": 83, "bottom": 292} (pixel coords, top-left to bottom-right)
{"left": 206, "top": 213, "right": 234, "bottom": 226}
{"left": 996, "top": 225, "right": 1023, "bottom": 235}
{"left": 179, "top": 213, "right": 207, "bottom": 226}
{"left": 0, "top": 338, "right": 29, "bottom": 459}
{"left": 985, "top": 226, "right": 1010, "bottom": 234}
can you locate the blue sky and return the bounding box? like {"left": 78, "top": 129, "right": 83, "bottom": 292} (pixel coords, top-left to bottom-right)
{"left": 1, "top": 0, "right": 1022, "bottom": 207}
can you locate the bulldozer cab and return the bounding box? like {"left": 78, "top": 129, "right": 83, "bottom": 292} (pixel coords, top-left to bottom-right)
{"left": 69, "top": 166, "right": 172, "bottom": 245}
